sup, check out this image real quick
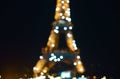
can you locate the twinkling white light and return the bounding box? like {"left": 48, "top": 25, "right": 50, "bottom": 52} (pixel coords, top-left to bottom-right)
{"left": 51, "top": 53, "right": 54, "bottom": 57}
{"left": 54, "top": 29, "right": 59, "bottom": 34}
{"left": 53, "top": 56, "right": 57, "bottom": 59}
{"left": 55, "top": 26, "right": 59, "bottom": 29}
{"left": 51, "top": 44, "right": 55, "bottom": 47}
{"left": 40, "top": 72, "right": 44, "bottom": 76}
{"left": 60, "top": 13, "right": 63, "bottom": 16}
{"left": 49, "top": 37, "right": 51, "bottom": 40}
{"left": 67, "top": 8, "right": 70, "bottom": 11}
{"left": 65, "top": 10, "right": 70, "bottom": 16}
{"left": 69, "top": 26, "right": 72, "bottom": 30}
{"left": 57, "top": 58, "right": 61, "bottom": 61}
{"left": 49, "top": 58, "right": 53, "bottom": 61}
{"left": 67, "top": 33, "right": 72, "bottom": 37}
{"left": 73, "top": 62, "right": 77, "bottom": 65}
{"left": 61, "top": 1, "right": 64, "bottom": 4}
{"left": 74, "top": 47, "right": 78, "bottom": 50}
{"left": 56, "top": 7, "right": 60, "bottom": 11}
{"left": 72, "top": 40, "right": 75, "bottom": 43}
{"left": 49, "top": 55, "right": 56, "bottom": 61}
{"left": 67, "top": 0, "right": 70, "bottom": 3}
{"left": 68, "top": 18, "right": 71, "bottom": 22}
{"left": 61, "top": 16, "right": 65, "bottom": 19}
{"left": 62, "top": 6, "right": 65, "bottom": 9}
{"left": 64, "top": 27, "right": 67, "bottom": 30}
{"left": 60, "top": 56, "right": 63, "bottom": 59}
{"left": 77, "top": 55, "right": 80, "bottom": 59}
{"left": 66, "top": 17, "right": 71, "bottom": 22}
{"left": 54, "top": 59, "right": 57, "bottom": 62}
{"left": 72, "top": 40, "right": 78, "bottom": 50}
{"left": 81, "top": 75, "right": 85, "bottom": 78}
{"left": 39, "top": 56, "right": 43, "bottom": 59}
{"left": 33, "top": 67, "right": 39, "bottom": 71}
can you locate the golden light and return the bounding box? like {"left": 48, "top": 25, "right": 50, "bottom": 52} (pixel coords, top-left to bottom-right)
{"left": 101, "top": 76, "right": 106, "bottom": 79}
{"left": 79, "top": 67, "right": 85, "bottom": 73}
{"left": 40, "top": 72, "right": 44, "bottom": 76}
{"left": 51, "top": 44, "right": 55, "bottom": 47}
{"left": 93, "top": 75, "right": 97, "bottom": 79}
{"left": 42, "top": 67, "right": 48, "bottom": 73}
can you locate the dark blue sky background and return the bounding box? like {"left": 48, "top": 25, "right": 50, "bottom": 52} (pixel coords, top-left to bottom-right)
{"left": 0, "top": 0, "right": 120, "bottom": 78}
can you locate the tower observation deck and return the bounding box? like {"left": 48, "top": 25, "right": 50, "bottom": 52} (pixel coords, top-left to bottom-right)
{"left": 33, "top": 0, "right": 85, "bottom": 77}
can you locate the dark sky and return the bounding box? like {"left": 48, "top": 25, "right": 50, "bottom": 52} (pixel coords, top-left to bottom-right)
{"left": 0, "top": 0, "right": 120, "bottom": 78}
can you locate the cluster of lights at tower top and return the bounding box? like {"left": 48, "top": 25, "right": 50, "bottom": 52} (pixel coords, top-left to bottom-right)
{"left": 55, "top": 0, "right": 71, "bottom": 22}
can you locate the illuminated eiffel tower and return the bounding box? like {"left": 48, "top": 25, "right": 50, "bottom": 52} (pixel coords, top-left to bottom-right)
{"left": 33, "top": 0, "right": 85, "bottom": 77}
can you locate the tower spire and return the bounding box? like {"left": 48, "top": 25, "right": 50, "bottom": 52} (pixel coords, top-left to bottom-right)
{"left": 55, "top": 0, "right": 71, "bottom": 22}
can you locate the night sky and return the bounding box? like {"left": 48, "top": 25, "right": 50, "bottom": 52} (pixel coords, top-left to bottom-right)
{"left": 0, "top": 0, "right": 120, "bottom": 78}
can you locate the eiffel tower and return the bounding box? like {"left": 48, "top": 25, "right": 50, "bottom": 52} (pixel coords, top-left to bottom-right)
{"left": 33, "top": 0, "right": 85, "bottom": 77}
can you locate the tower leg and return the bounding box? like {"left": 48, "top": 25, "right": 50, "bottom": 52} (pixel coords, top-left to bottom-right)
{"left": 33, "top": 59, "right": 47, "bottom": 77}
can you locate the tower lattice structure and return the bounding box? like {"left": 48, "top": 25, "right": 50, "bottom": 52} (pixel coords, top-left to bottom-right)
{"left": 33, "top": 0, "right": 85, "bottom": 77}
